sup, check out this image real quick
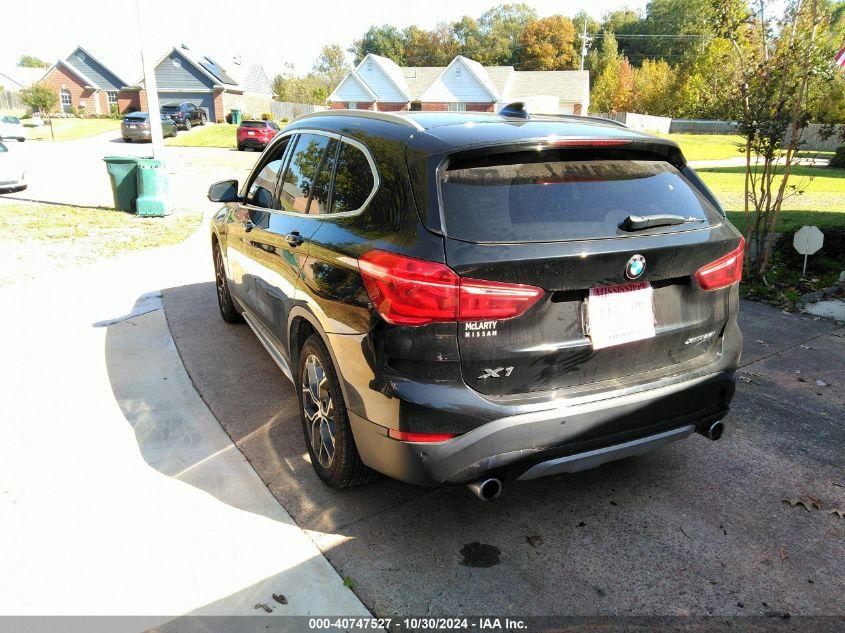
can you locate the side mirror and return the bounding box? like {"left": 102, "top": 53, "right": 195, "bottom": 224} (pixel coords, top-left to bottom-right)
{"left": 208, "top": 179, "right": 241, "bottom": 203}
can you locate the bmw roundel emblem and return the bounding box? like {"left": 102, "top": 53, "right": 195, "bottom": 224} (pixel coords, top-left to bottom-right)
{"left": 625, "top": 254, "right": 646, "bottom": 280}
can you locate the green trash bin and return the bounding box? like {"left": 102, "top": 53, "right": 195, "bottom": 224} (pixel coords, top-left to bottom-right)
{"left": 103, "top": 156, "right": 140, "bottom": 211}
{"left": 135, "top": 158, "right": 171, "bottom": 217}
{"left": 231, "top": 108, "right": 242, "bottom": 125}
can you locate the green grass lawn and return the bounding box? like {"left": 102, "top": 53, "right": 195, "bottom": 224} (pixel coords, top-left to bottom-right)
{"left": 27, "top": 118, "right": 121, "bottom": 141}
{"left": 166, "top": 123, "right": 237, "bottom": 148}
{"left": 697, "top": 164, "right": 845, "bottom": 231}
{"left": 657, "top": 133, "right": 746, "bottom": 161}
{"left": 0, "top": 201, "right": 201, "bottom": 284}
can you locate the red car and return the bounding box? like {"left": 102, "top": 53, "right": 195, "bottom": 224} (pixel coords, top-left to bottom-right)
{"left": 237, "top": 120, "right": 281, "bottom": 151}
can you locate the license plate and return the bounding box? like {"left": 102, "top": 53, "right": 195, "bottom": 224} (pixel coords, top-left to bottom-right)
{"left": 247, "top": 131, "right": 255, "bottom": 136}
{"left": 586, "top": 282, "right": 655, "bottom": 350}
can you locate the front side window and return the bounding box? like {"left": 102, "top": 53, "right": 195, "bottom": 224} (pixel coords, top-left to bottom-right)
{"left": 330, "top": 141, "right": 375, "bottom": 213}
{"left": 279, "top": 133, "right": 331, "bottom": 213}
{"left": 246, "top": 139, "right": 290, "bottom": 209}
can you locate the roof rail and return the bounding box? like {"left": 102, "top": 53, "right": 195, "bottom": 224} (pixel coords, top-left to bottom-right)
{"left": 293, "top": 109, "right": 424, "bottom": 131}
{"left": 538, "top": 113, "right": 629, "bottom": 128}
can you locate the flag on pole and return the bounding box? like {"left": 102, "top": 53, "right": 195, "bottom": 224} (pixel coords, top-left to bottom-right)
{"left": 836, "top": 46, "right": 845, "bottom": 68}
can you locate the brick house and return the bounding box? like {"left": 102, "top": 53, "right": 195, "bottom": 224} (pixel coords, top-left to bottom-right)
{"left": 39, "top": 46, "right": 142, "bottom": 115}
{"left": 328, "top": 54, "right": 590, "bottom": 115}
{"left": 142, "top": 45, "right": 274, "bottom": 122}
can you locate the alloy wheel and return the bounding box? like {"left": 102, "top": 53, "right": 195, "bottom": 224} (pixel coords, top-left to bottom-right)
{"left": 301, "top": 354, "right": 336, "bottom": 469}
{"left": 214, "top": 247, "right": 226, "bottom": 311}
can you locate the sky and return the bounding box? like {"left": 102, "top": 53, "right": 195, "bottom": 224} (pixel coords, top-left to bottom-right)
{"left": 0, "top": 0, "right": 648, "bottom": 82}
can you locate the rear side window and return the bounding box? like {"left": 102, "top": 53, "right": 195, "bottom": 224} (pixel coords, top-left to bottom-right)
{"left": 330, "top": 141, "right": 375, "bottom": 213}
{"left": 279, "top": 133, "right": 331, "bottom": 213}
{"left": 439, "top": 158, "right": 717, "bottom": 243}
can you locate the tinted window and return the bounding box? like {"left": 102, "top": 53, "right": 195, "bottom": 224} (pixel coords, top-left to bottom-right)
{"left": 307, "top": 139, "right": 338, "bottom": 215}
{"left": 269, "top": 121, "right": 280, "bottom": 130}
{"left": 161, "top": 105, "right": 180, "bottom": 112}
{"left": 246, "top": 139, "right": 289, "bottom": 209}
{"left": 330, "top": 141, "right": 375, "bottom": 213}
{"left": 0, "top": 143, "right": 7, "bottom": 153}
{"left": 439, "top": 158, "right": 716, "bottom": 243}
{"left": 2, "top": 116, "right": 20, "bottom": 124}
{"left": 125, "top": 113, "right": 148, "bottom": 122}
{"left": 241, "top": 121, "right": 265, "bottom": 128}
{"left": 279, "top": 134, "right": 331, "bottom": 213}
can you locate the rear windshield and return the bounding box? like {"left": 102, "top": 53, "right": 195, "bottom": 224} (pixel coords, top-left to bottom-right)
{"left": 161, "top": 105, "right": 180, "bottom": 112}
{"left": 241, "top": 121, "right": 265, "bottom": 128}
{"left": 439, "top": 158, "right": 718, "bottom": 243}
{"left": 2, "top": 116, "right": 20, "bottom": 124}
{"left": 125, "top": 114, "right": 148, "bottom": 121}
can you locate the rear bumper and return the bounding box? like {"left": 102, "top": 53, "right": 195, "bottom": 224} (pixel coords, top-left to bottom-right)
{"left": 349, "top": 369, "right": 735, "bottom": 486}
{"left": 122, "top": 129, "right": 151, "bottom": 141}
{"left": 238, "top": 137, "right": 268, "bottom": 148}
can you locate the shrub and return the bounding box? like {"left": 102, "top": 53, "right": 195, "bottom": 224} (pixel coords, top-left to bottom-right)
{"left": 260, "top": 112, "right": 274, "bottom": 121}
{"left": 216, "top": 118, "right": 224, "bottom": 124}
{"left": 830, "top": 145, "right": 845, "bottom": 169}
{"left": 242, "top": 113, "right": 255, "bottom": 121}
{"left": 225, "top": 112, "right": 232, "bottom": 124}
{"left": 109, "top": 104, "right": 120, "bottom": 118}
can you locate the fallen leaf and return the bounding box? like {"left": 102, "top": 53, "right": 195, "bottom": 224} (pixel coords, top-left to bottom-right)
{"left": 779, "top": 547, "right": 789, "bottom": 562}
{"left": 753, "top": 339, "right": 771, "bottom": 346}
{"left": 783, "top": 497, "right": 822, "bottom": 511}
{"left": 253, "top": 603, "right": 273, "bottom": 613}
{"left": 272, "top": 593, "right": 288, "bottom": 605}
{"left": 800, "top": 345, "right": 815, "bottom": 350}
{"left": 830, "top": 509, "right": 845, "bottom": 519}
{"left": 526, "top": 534, "right": 543, "bottom": 548}
{"left": 815, "top": 379, "right": 829, "bottom": 387}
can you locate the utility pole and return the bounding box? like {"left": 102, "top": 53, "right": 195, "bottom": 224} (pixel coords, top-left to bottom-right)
{"left": 579, "top": 19, "right": 591, "bottom": 71}
{"left": 136, "top": 0, "right": 164, "bottom": 158}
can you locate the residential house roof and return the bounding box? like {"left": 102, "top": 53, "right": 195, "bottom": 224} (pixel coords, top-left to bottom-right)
{"left": 40, "top": 46, "right": 132, "bottom": 91}
{"left": 332, "top": 54, "right": 590, "bottom": 106}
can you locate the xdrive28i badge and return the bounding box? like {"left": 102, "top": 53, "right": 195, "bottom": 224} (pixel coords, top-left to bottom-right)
{"left": 625, "top": 254, "right": 646, "bottom": 280}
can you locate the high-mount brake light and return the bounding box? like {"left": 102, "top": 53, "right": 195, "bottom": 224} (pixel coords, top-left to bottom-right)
{"left": 695, "top": 237, "right": 745, "bottom": 290}
{"left": 358, "top": 250, "right": 544, "bottom": 326}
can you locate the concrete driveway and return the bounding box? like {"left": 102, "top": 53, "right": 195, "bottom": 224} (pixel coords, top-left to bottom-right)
{"left": 3, "top": 129, "right": 256, "bottom": 212}
{"left": 163, "top": 269, "right": 845, "bottom": 617}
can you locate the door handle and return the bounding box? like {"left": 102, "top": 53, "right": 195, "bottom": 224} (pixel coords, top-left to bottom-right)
{"left": 244, "top": 221, "right": 255, "bottom": 233}
{"left": 285, "top": 231, "right": 304, "bottom": 247}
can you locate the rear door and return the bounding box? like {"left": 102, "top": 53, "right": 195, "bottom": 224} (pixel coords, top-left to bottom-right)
{"left": 246, "top": 132, "right": 337, "bottom": 340}
{"left": 437, "top": 149, "right": 741, "bottom": 396}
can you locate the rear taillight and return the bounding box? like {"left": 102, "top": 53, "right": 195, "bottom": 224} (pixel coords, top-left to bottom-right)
{"left": 358, "top": 250, "right": 544, "bottom": 326}
{"left": 695, "top": 237, "right": 745, "bottom": 291}
{"left": 388, "top": 429, "right": 456, "bottom": 442}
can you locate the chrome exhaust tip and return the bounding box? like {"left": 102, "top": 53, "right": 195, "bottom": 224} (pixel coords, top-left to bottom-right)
{"left": 699, "top": 420, "right": 724, "bottom": 441}
{"left": 468, "top": 478, "right": 503, "bottom": 501}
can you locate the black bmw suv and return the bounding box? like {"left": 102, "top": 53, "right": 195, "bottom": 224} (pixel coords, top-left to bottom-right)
{"left": 208, "top": 107, "right": 743, "bottom": 500}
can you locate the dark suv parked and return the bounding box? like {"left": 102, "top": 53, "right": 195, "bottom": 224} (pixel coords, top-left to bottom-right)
{"left": 208, "top": 108, "right": 743, "bottom": 500}
{"left": 161, "top": 102, "right": 206, "bottom": 129}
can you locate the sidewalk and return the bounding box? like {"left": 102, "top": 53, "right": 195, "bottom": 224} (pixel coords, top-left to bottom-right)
{"left": 0, "top": 225, "right": 369, "bottom": 626}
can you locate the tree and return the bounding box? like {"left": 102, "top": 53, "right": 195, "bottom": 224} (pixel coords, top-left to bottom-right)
{"left": 350, "top": 25, "right": 405, "bottom": 64}
{"left": 517, "top": 15, "right": 578, "bottom": 70}
{"left": 633, "top": 58, "right": 678, "bottom": 115}
{"left": 20, "top": 83, "right": 58, "bottom": 113}
{"left": 476, "top": 3, "right": 538, "bottom": 65}
{"left": 272, "top": 64, "right": 331, "bottom": 105}
{"left": 675, "top": 37, "right": 744, "bottom": 118}
{"left": 18, "top": 55, "right": 49, "bottom": 68}
{"left": 717, "top": 0, "right": 830, "bottom": 277}
{"left": 312, "top": 45, "right": 350, "bottom": 92}
{"left": 403, "top": 24, "right": 455, "bottom": 65}
{"left": 452, "top": 16, "right": 488, "bottom": 61}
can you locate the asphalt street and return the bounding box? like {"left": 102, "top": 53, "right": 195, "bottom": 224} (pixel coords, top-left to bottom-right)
{"left": 164, "top": 276, "right": 845, "bottom": 618}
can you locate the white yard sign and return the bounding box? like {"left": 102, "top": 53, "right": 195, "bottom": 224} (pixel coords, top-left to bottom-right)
{"left": 793, "top": 225, "right": 824, "bottom": 275}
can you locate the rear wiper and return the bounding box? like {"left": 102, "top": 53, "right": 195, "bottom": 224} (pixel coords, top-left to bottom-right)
{"left": 620, "top": 214, "right": 704, "bottom": 232}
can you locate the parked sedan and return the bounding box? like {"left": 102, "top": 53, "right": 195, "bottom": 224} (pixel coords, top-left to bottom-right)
{"left": 0, "top": 141, "right": 26, "bottom": 193}
{"left": 121, "top": 112, "right": 177, "bottom": 142}
{"left": 0, "top": 115, "right": 26, "bottom": 142}
{"left": 237, "top": 120, "right": 280, "bottom": 151}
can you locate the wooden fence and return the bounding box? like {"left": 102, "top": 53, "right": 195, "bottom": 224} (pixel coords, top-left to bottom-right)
{"left": 271, "top": 101, "right": 327, "bottom": 121}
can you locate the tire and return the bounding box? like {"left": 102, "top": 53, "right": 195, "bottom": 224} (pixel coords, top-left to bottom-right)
{"left": 199, "top": 114, "right": 207, "bottom": 126}
{"left": 124, "top": 137, "right": 131, "bottom": 143}
{"left": 237, "top": 144, "right": 244, "bottom": 151}
{"left": 184, "top": 119, "right": 192, "bottom": 131}
{"left": 17, "top": 137, "right": 25, "bottom": 143}
{"left": 297, "top": 334, "right": 379, "bottom": 488}
{"left": 213, "top": 241, "right": 243, "bottom": 324}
